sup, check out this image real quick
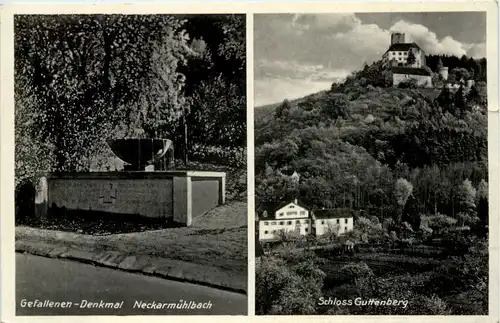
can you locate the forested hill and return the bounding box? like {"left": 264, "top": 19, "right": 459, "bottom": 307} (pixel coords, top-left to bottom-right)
{"left": 255, "top": 71, "right": 488, "bottom": 229}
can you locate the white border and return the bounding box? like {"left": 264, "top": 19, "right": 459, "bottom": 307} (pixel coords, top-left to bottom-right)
{"left": 1, "top": 2, "right": 498, "bottom": 323}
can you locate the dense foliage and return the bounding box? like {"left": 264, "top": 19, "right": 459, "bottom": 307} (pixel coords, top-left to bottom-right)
{"left": 255, "top": 55, "right": 488, "bottom": 315}
{"left": 256, "top": 68, "right": 487, "bottom": 222}
{"left": 426, "top": 54, "right": 487, "bottom": 82}
{"left": 15, "top": 14, "right": 246, "bottom": 193}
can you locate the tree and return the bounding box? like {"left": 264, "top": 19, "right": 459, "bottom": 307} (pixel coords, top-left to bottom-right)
{"left": 476, "top": 179, "right": 488, "bottom": 231}
{"left": 275, "top": 99, "right": 292, "bottom": 118}
{"left": 183, "top": 14, "right": 246, "bottom": 151}
{"left": 436, "top": 86, "right": 453, "bottom": 113}
{"left": 457, "top": 179, "right": 478, "bottom": 226}
{"left": 15, "top": 15, "right": 191, "bottom": 173}
{"left": 402, "top": 194, "right": 420, "bottom": 231}
{"left": 256, "top": 254, "right": 325, "bottom": 315}
{"left": 436, "top": 57, "right": 444, "bottom": 70}
{"left": 454, "top": 85, "right": 467, "bottom": 116}
{"left": 406, "top": 50, "right": 416, "bottom": 66}
{"left": 394, "top": 178, "right": 413, "bottom": 219}
{"left": 449, "top": 67, "right": 470, "bottom": 83}
{"left": 467, "top": 85, "right": 481, "bottom": 106}
{"left": 322, "top": 94, "right": 349, "bottom": 119}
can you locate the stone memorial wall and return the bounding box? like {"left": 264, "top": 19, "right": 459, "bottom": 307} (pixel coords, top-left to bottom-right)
{"left": 37, "top": 171, "right": 226, "bottom": 226}
{"left": 48, "top": 178, "right": 173, "bottom": 218}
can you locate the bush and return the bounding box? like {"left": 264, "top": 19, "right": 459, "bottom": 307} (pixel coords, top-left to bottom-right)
{"left": 398, "top": 79, "right": 419, "bottom": 89}
{"left": 256, "top": 254, "right": 325, "bottom": 315}
{"left": 188, "top": 144, "right": 246, "bottom": 168}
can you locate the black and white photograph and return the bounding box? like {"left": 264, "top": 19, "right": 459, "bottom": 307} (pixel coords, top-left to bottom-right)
{"left": 254, "top": 12, "right": 489, "bottom": 315}
{"left": 14, "top": 13, "right": 247, "bottom": 315}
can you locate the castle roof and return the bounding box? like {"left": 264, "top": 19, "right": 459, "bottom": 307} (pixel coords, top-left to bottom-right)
{"left": 391, "top": 66, "right": 431, "bottom": 76}
{"left": 385, "top": 42, "right": 422, "bottom": 53}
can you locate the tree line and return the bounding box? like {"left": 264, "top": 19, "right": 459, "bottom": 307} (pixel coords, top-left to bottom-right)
{"left": 256, "top": 59, "right": 488, "bottom": 235}
{"left": 15, "top": 14, "right": 246, "bottom": 191}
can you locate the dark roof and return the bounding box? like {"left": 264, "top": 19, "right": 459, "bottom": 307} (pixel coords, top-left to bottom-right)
{"left": 312, "top": 208, "right": 357, "bottom": 219}
{"left": 386, "top": 42, "right": 421, "bottom": 53}
{"left": 391, "top": 66, "right": 431, "bottom": 76}
{"left": 256, "top": 198, "right": 309, "bottom": 218}
{"left": 256, "top": 201, "right": 279, "bottom": 216}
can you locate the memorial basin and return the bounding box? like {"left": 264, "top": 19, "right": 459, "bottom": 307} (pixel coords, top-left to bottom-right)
{"left": 107, "top": 138, "right": 173, "bottom": 170}
{"left": 34, "top": 138, "right": 226, "bottom": 227}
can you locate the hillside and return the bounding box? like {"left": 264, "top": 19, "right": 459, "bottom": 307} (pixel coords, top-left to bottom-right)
{"left": 255, "top": 77, "right": 488, "bottom": 224}
{"left": 255, "top": 71, "right": 489, "bottom": 316}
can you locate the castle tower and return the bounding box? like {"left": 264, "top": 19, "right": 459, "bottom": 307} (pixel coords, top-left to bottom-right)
{"left": 391, "top": 32, "right": 406, "bottom": 45}
{"left": 438, "top": 67, "right": 449, "bottom": 81}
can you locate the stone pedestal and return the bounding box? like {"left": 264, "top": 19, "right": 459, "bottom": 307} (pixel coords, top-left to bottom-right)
{"left": 35, "top": 171, "right": 226, "bottom": 227}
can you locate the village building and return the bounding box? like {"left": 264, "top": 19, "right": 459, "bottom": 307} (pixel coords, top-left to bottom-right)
{"left": 257, "top": 199, "right": 311, "bottom": 240}
{"left": 290, "top": 171, "right": 300, "bottom": 184}
{"left": 311, "top": 208, "right": 355, "bottom": 236}
{"left": 381, "top": 32, "right": 477, "bottom": 90}
{"left": 391, "top": 66, "right": 432, "bottom": 88}
{"left": 256, "top": 199, "right": 354, "bottom": 241}
{"left": 382, "top": 32, "right": 426, "bottom": 68}
{"left": 381, "top": 32, "right": 433, "bottom": 88}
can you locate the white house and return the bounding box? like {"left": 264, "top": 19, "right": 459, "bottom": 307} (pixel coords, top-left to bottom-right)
{"left": 311, "top": 208, "right": 355, "bottom": 236}
{"left": 258, "top": 199, "right": 312, "bottom": 240}
{"left": 257, "top": 199, "right": 355, "bottom": 241}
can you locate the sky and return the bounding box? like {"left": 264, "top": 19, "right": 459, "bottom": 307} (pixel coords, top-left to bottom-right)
{"left": 254, "top": 12, "right": 487, "bottom": 107}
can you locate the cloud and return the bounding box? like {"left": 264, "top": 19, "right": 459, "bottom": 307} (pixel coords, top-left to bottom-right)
{"left": 292, "top": 13, "right": 360, "bottom": 33}
{"left": 465, "top": 42, "right": 486, "bottom": 58}
{"left": 254, "top": 14, "right": 486, "bottom": 105}
{"left": 389, "top": 20, "right": 469, "bottom": 57}
{"left": 255, "top": 78, "right": 332, "bottom": 107}
{"left": 255, "top": 59, "right": 349, "bottom": 106}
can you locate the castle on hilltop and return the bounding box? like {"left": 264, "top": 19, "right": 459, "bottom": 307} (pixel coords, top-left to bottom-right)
{"left": 382, "top": 32, "right": 433, "bottom": 87}
{"left": 381, "top": 32, "right": 473, "bottom": 90}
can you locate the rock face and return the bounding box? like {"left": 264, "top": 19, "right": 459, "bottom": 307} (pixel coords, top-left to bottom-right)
{"left": 107, "top": 138, "right": 174, "bottom": 171}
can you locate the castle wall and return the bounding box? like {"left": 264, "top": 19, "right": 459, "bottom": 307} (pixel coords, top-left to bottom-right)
{"left": 393, "top": 73, "right": 432, "bottom": 88}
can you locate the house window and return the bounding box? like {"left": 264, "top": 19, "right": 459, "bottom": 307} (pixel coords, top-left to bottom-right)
{"left": 264, "top": 230, "right": 268, "bottom": 234}
{"left": 345, "top": 227, "right": 348, "bottom": 231}
{"left": 304, "top": 220, "right": 309, "bottom": 224}
{"left": 321, "top": 221, "right": 325, "bottom": 225}
{"left": 296, "top": 220, "right": 301, "bottom": 224}
{"left": 272, "top": 230, "right": 276, "bottom": 234}
{"left": 345, "top": 219, "right": 348, "bottom": 224}
{"left": 305, "top": 228, "right": 309, "bottom": 233}
{"left": 398, "top": 52, "right": 402, "bottom": 55}
{"left": 300, "top": 211, "right": 306, "bottom": 215}
{"left": 287, "top": 221, "right": 292, "bottom": 225}
{"left": 289, "top": 205, "right": 295, "bottom": 208}
{"left": 404, "top": 52, "right": 407, "bottom": 56}
{"left": 279, "top": 221, "right": 284, "bottom": 225}
{"left": 264, "top": 222, "right": 269, "bottom": 225}
{"left": 337, "top": 219, "right": 340, "bottom": 224}
{"left": 279, "top": 212, "right": 284, "bottom": 216}
{"left": 287, "top": 211, "right": 298, "bottom": 216}
{"left": 271, "top": 221, "right": 277, "bottom": 225}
